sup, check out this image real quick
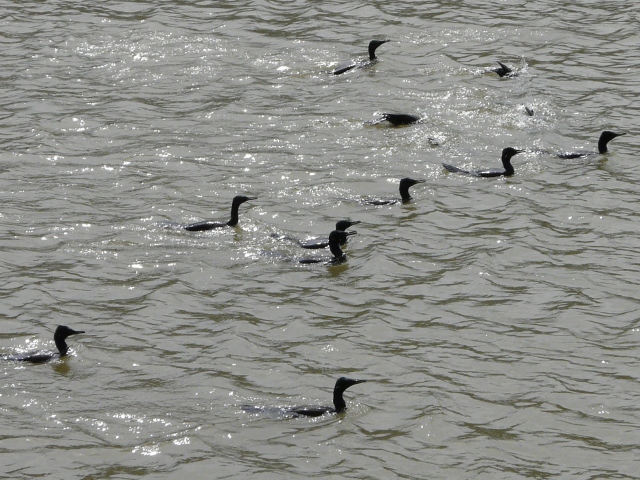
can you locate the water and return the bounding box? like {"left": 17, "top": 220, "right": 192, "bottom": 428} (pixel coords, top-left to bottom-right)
{"left": 1, "top": 1, "right": 639, "bottom": 478}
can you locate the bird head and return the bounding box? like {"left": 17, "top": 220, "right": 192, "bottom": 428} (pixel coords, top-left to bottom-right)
{"left": 368, "top": 40, "right": 390, "bottom": 59}
{"left": 334, "top": 377, "right": 367, "bottom": 393}
{"left": 501, "top": 147, "right": 524, "bottom": 162}
{"left": 400, "top": 178, "right": 426, "bottom": 189}
{"left": 335, "top": 220, "right": 361, "bottom": 231}
{"left": 54, "top": 325, "right": 85, "bottom": 339}
{"left": 232, "top": 195, "right": 257, "bottom": 206}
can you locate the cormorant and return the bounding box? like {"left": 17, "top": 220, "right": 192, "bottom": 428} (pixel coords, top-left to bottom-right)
{"left": 556, "top": 131, "right": 625, "bottom": 159}
{"left": 298, "top": 230, "right": 356, "bottom": 264}
{"left": 489, "top": 61, "right": 517, "bottom": 78}
{"left": 332, "top": 40, "right": 389, "bottom": 75}
{"left": 2, "top": 325, "right": 85, "bottom": 364}
{"left": 524, "top": 106, "right": 534, "bottom": 116}
{"left": 443, "top": 147, "right": 523, "bottom": 177}
{"left": 183, "top": 195, "right": 257, "bottom": 231}
{"left": 363, "top": 178, "right": 426, "bottom": 205}
{"left": 288, "top": 377, "right": 367, "bottom": 417}
{"left": 371, "top": 113, "right": 421, "bottom": 126}
{"left": 241, "top": 377, "right": 367, "bottom": 418}
{"left": 274, "top": 220, "right": 361, "bottom": 249}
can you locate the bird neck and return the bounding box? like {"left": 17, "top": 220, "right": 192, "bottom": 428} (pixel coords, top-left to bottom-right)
{"left": 597, "top": 137, "right": 609, "bottom": 154}
{"left": 333, "top": 390, "right": 347, "bottom": 413}
{"left": 399, "top": 187, "right": 412, "bottom": 202}
{"left": 54, "top": 336, "right": 69, "bottom": 357}
{"left": 329, "top": 241, "right": 345, "bottom": 259}
{"left": 368, "top": 45, "right": 378, "bottom": 61}
{"left": 227, "top": 203, "right": 240, "bottom": 226}
{"left": 502, "top": 158, "right": 515, "bottom": 176}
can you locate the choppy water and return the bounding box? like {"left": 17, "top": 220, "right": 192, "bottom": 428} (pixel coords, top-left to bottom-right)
{"left": 1, "top": 1, "right": 639, "bottom": 478}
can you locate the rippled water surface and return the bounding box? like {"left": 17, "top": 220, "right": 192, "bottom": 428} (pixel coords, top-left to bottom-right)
{"left": 1, "top": 1, "right": 639, "bottom": 478}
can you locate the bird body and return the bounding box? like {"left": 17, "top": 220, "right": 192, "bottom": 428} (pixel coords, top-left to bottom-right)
{"left": 490, "top": 61, "right": 517, "bottom": 78}
{"left": 332, "top": 40, "right": 389, "bottom": 75}
{"left": 183, "top": 195, "right": 257, "bottom": 231}
{"left": 289, "top": 377, "right": 366, "bottom": 416}
{"left": 363, "top": 178, "right": 426, "bottom": 205}
{"left": 298, "top": 230, "right": 357, "bottom": 264}
{"left": 242, "top": 377, "right": 367, "bottom": 418}
{"left": 371, "top": 113, "right": 421, "bottom": 126}
{"left": 443, "top": 148, "right": 523, "bottom": 177}
{"left": 557, "top": 131, "right": 625, "bottom": 159}
{"left": 273, "top": 220, "right": 360, "bottom": 249}
{"left": 2, "top": 326, "right": 85, "bottom": 364}
{"left": 297, "top": 220, "right": 360, "bottom": 249}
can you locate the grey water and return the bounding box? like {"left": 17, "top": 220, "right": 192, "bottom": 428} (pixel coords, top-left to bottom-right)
{"left": 1, "top": 1, "right": 639, "bottom": 478}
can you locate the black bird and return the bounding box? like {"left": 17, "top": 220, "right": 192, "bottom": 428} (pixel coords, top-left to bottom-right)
{"left": 2, "top": 325, "right": 85, "bottom": 364}
{"left": 443, "top": 147, "right": 523, "bottom": 177}
{"left": 332, "top": 40, "right": 389, "bottom": 75}
{"left": 288, "top": 377, "right": 367, "bottom": 417}
{"left": 274, "top": 220, "right": 361, "bottom": 249}
{"left": 524, "top": 106, "right": 534, "bottom": 116}
{"left": 184, "top": 195, "right": 257, "bottom": 231}
{"left": 556, "top": 131, "right": 626, "bottom": 159}
{"left": 298, "top": 230, "right": 357, "bottom": 264}
{"left": 371, "top": 113, "right": 421, "bottom": 126}
{"left": 241, "top": 377, "right": 367, "bottom": 418}
{"left": 363, "top": 177, "right": 426, "bottom": 205}
{"left": 490, "top": 61, "right": 517, "bottom": 78}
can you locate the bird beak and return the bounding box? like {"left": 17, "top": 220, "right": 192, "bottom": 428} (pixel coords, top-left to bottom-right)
{"left": 70, "top": 330, "right": 85, "bottom": 335}
{"left": 616, "top": 132, "right": 626, "bottom": 137}
{"left": 353, "top": 379, "right": 367, "bottom": 384}
{"left": 346, "top": 231, "right": 357, "bottom": 236}
{"left": 248, "top": 197, "right": 258, "bottom": 200}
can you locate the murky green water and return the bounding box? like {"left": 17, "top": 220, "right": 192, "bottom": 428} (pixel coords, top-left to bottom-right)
{"left": 1, "top": 1, "right": 639, "bottom": 478}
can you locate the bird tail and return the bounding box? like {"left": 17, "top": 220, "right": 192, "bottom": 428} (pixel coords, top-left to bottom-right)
{"left": 156, "top": 221, "right": 184, "bottom": 229}
{"left": 368, "top": 118, "right": 386, "bottom": 125}
{"left": 270, "top": 233, "right": 304, "bottom": 247}
{"left": 442, "top": 163, "right": 469, "bottom": 174}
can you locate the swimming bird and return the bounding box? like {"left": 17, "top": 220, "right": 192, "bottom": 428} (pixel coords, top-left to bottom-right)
{"left": 2, "top": 325, "right": 85, "bottom": 364}
{"left": 241, "top": 377, "right": 367, "bottom": 418}
{"left": 274, "top": 220, "right": 361, "bottom": 249}
{"left": 489, "top": 61, "right": 517, "bottom": 78}
{"left": 332, "top": 40, "right": 389, "bottom": 75}
{"left": 289, "top": 377, "right": 367, "bottom": 417}
{"left": 298, "top": 230, "right": 356, "bottom": 264}
{"left": 556, "top": 131, "right": 626, "bottom": 159}
{"left": 363, "top": 177, "right": 426, "bottom": 205}
{"left": 183, "top": 195, "right": 257, "bottom": 231}
{"left": 524, "top": 106, "right": 534, "bottom": 116}
{"left": 370, "top": 113, "right": 421, "bottom": 126}
{"left": 443, "top": 147, "right": 523, "bottom": 177}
